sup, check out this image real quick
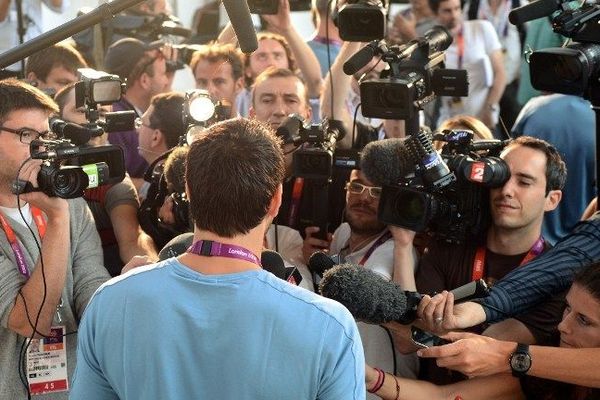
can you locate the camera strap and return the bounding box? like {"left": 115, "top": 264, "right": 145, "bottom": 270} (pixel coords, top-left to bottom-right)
{"left": 0, "top": 206, "right": 46, "bottom": 278}
{"left": 358, "top": 230, "right": 393, "bottom": 266}
{"left": 288, "top": 177, "right": 304, "bottom": 228}
{"left": 471, "top": 236, "right": 545, "bottom": 281}
{"left": 187, "top": 240, "right": 261, "bottom": 267}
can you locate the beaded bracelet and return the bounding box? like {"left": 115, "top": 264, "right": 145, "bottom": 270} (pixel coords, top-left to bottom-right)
{"left": 368, "top": 368, "right": 385, "bottom": 393}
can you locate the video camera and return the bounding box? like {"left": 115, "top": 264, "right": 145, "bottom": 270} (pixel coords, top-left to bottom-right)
{"left": 276, "top": 115, "right": 352, "bottom": 180}
{"left": 520, "top": 0, "right": 600, "bottom": 99}
{"left": 376, "top": 129, "right": 510, "bottom": 243}
{"left": 13, "top": 68, "right": 129, "bottom": 199}
{"left": 345, "top": 26, "right": 468, "bottom": 123}
{"left": 338, "top": 0, "right": 388, "bottom": 41}
{"left": 247, "top": 0, "right": 311, "bottom": 14}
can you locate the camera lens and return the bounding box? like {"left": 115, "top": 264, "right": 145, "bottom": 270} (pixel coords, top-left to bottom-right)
{"left": 51, "top": 167, "right": 89, "bottom": 199}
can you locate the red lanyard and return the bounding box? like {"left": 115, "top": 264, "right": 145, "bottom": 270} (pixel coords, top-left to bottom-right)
{"left": 0, "top": 207, "right": 47, "bottom": 278}
{"left": 456, "top": 26, "right": 464, "bottom": 70}
{"left": 358, "top": 230, "right": 393, "bottom": 266}
{"left": 288, "top": 177, "right": 304, "bottom": 227}
{"left": 472, "top": 236, "right": 545, "bottom": 281}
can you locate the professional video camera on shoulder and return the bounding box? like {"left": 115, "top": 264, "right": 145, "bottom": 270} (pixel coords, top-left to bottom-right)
{"left": 344, "top": 26, "right": 468, "bottom": 129}
{"left": 364, "top": 128, "right": 510, "bottom": 243}
{"left": 337, "top": 0, "right": 388, "bottom": 42}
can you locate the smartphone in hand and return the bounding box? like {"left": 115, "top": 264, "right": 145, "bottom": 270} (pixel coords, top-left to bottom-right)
{"left": 411, "top": 327, "right": 451, "bottom": 349}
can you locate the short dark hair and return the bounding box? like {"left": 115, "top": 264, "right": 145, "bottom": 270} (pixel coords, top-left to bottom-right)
{"left": 573, "top": 261, "right": 600, "bottom": 303}
{"left": 186, "top": 118, "right": 284, "bottom": 237}
{"left": 25, "top": 43, "right": 87, "bottom": 82}
{"left": 148, "top": 92, "right": 186, "bottom": 149}
{"left": 164, "top": 145, "right": 188, "bottom": 193}
{"left": 244, "top": 32, "right": 297, "bottom": 87}
{"left": 507, "top": 136, "right": 567, "bottom": 193}
{"left": 189, "top": 43, "right": 244, "bottom": 81}
{"left": 0, "top": 78, "right": 59, "bottom": 124}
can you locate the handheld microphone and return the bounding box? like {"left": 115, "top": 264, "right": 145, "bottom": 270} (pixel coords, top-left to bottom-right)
{"left": 261, "top": 250, "right": 287, "bottom": 280}
{"left": 49, "top": 117, "right": 92, "bottom": 145}
{"left": 222, "top": 0, "right": 258, "bottom": 53}
{"left": 320, "top": 264, "right": 489, "bottom": 324}
{"left": 158, "top": 232, "right": 194, "bottom": 260}
{"left": 508, "top": 0, "right": 559, "bottom": 25}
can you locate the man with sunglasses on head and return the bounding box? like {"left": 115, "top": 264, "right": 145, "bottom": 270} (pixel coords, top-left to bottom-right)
{"left": 303, "top": 169, "right": 420, "bottom": 397}
{"left": 104, "top": 38, "right": 172, "bottom": 193}
{"left": 0, "top": 78, "right": 110, "bottom": 399}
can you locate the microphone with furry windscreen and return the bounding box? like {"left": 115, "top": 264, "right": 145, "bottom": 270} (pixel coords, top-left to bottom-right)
{"left": 320, "top": 264, "right": 489, "bottom": 324}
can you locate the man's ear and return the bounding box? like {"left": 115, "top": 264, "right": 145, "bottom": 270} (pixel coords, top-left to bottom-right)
{"left": 234, "top": 77, "right": 245, "bottom": 95}
{"left": 267, "top": 184, "right": 283, "bottom": 219}
{"left": 139, "top": 72, "right": 151, "bottom": 91}
{"left": 544, "top": 189, "right": 562, "bottom": 212}
{"left": 248, "top": 106, "right": 255, "bottom": 118}
{"left": 26, "top": 72, "right": 39, "bottom": 85}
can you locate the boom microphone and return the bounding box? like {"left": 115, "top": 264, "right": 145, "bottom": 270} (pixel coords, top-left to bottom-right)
{"left": 222, "top": 0, "right": 258, "bottom": 54}
{"left": 361, "top": 138, "right": 414, "bottom": 186}
{"left": 508, "top": 0, "right": 559, "bottom": 25}
{"left": 320, "top": 264, "right": 489, "bottom": 324}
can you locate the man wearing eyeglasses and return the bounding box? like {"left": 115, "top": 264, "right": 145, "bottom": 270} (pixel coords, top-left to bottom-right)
{"left": 303, "top": 168, "right": 421, "bottom": 396}
{"left": 104, "top": 38, "right": 172, "bottom": 193}
{"left": 0, "top": 78, "right": 110, "bottom": 399}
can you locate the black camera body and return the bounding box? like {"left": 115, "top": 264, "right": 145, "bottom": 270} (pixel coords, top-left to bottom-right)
{"left": 14, "top": 140, "right": 125, "bottom": 199}
{"left": 338, "top": 0, "right": 387, "bottom": 42}
{"left": 248, "top": 0, "right": 311, "bottom": 14}
{"left": 527, "top": 1, "right": 600, "bottom": 99}
{"left": 293, "top": 120, "right": 342, "bottom": 180}
{"left": 378, "top": 129, "right": 510, "bottom": 243}
{"left": 358, "top": 26, "right": 468, "bottom": 120}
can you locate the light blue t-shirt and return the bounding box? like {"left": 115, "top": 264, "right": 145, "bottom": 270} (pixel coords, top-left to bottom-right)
{"left": 71, "top": 258, "right": 365, "bottom": 400}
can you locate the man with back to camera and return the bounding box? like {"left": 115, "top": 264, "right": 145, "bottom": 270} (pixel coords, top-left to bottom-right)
{"left": 387, "top": 136, "right": 567, "bottom": 384}
{"left": 0, "top": 78, "right": 110, "bottom": 399}
{"left": 70, "top": 118, "right": 366, "bottom": 399}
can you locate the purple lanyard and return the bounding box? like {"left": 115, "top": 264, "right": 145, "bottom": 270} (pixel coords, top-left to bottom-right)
{"left": 187, "top": 240, "right": 261, "bottom": 267}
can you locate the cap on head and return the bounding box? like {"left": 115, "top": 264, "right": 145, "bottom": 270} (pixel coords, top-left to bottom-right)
{"left": 104, "top": 38, "right": 163, "bottom": 81}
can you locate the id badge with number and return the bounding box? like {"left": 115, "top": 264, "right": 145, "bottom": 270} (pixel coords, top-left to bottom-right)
{"left": 26, "top": 326, "right": 68, "bottom": 395}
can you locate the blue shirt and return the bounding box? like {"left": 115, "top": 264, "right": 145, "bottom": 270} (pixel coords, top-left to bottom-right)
{"left": 71, "top": 258, "right": 365, "bottom": 399}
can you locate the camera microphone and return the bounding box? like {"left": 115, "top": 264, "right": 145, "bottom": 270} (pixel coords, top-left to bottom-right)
{"left": 158, "top": 21, "right": 192, "bottom": 38}
{"left": 319, "top": 263, "right": 489, "bottom": 324}
{"left": 49, "top": 117, "right": 92, "bottom": 145}
{"left": 343, "top": 40, "right": 385, "bottom": 76}
{"left": 361, "top": 138, "right": 415, "bottom": 186}
{"left": 508, "top": 0, "right": 559, "bottom": 25}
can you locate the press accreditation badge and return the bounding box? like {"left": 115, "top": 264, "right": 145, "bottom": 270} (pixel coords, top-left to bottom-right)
{"left": 26, "top": 326, "right": 68, "bottom": 395}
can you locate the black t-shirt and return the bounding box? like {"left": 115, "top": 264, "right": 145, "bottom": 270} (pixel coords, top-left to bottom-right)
{"left": 415, "top": 238, "right": 566, "bottom": 385}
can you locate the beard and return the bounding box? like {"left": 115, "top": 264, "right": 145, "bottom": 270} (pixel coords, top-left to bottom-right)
{"left": 344, "top": 202, "right": 386, "bottom": 236}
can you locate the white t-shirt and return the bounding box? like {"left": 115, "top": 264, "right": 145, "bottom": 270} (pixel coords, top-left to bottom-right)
{"left": 330, "top": 222, "right": 419, "bottom": 390}
{"left": 438, "top": 20, "right": 502, "bottom": 126}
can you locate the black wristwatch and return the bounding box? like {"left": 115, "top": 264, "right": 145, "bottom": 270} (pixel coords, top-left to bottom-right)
{"left": 509, "top": 343, "right": 532, "bottom": 377}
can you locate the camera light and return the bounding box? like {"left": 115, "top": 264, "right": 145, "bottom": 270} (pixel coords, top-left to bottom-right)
{"left": 187, "top": 90, "right": 215, "bottom": 123}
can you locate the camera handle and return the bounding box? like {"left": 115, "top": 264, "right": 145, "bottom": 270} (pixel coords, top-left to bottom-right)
{"left": 0, "top": 0, "right": 147, "bottom": 69}
{"left": 309, "top": 178, "right": 331, "bottom": 241}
